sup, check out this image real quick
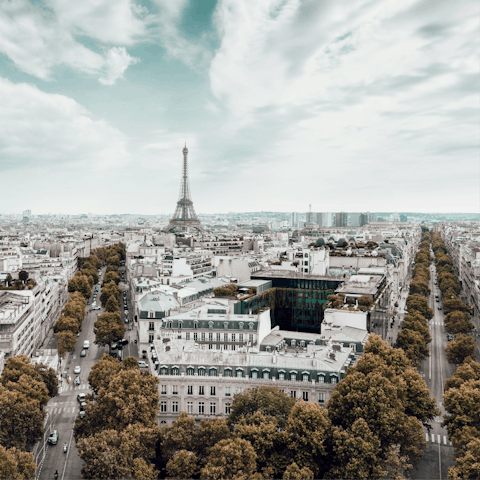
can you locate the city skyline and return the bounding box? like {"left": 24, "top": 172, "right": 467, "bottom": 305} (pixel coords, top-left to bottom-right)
{"left": 1, "top": 0, "right": 479, "bottom": 215}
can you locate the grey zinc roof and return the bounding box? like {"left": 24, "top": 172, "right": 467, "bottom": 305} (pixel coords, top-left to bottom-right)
{"left": 139, "top": 292, "right": 179, "bottom": 313}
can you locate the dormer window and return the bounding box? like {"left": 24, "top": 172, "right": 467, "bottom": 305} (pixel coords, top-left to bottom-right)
{"left": 239, "top": 322, "right": 244, "bottom": 330}
{"left": 223, "top": 322, "right": 229, "bottom": 329}
{"left": 148, "top": 310, "right": 155, "bottom": 319}
{"left": 194, "top": 322, "right": 198, "bottom": 329}
{"left": 209, "top": 321, "right": 214, "bottom": 329}
{"left": 248, "top": 322, "right": 254, "bottom": 330}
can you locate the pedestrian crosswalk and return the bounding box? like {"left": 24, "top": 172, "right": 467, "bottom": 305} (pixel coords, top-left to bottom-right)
{"left": 59, "top": 383, "right": 91, "bottom": 393}
{"left": 46, "top": 406, "right": 77, "bottom": 415}
{"left": 425, "top": 433, "right": 452, "bottom": 446}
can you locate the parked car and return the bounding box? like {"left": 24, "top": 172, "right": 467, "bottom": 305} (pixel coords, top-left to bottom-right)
{"left": 138, "top": 361, "right": 148, "bottom": 368}
{"left": 118, "top": 339, "right": 128, "bottom": 346}
{"left": 79, "top": 410, "right": 85, "bottom": 419}
{"left": 80, "top": 350, "right": 86, "bottom": 357}
{"left": 438, "top": 306, "right": 442, "bottom": 310}
{"left": 77, "top": 393, "right": 86, "bottom": 403}
{"left": 74, "top": 366, "right": 81, "bottom": 374}
{"left": 83, "top": 340, "right": 90, "bottom": 349}
{"left": 74, "top": 376, "right": 80, "bottom": 385}
{"left": 92, "top": 306, "right": 100, "bottom": 310}
{"left": 47, "top": 430, "right": 59, "bottom": 445}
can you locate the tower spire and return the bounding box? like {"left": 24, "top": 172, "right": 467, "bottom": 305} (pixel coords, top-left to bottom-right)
{"left": 166, "top": 145, "right": 202, "bottom": 233}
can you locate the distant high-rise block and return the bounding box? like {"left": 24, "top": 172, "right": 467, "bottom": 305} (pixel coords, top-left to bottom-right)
{"left": 335, "top": 212, "right": 348, "bottom": 228}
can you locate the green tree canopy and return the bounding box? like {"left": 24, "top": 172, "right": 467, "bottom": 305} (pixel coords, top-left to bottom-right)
{"left": 56, "top": 330, "right": 76, "bottom": 357}
{"left": 103, "top": 271, "right": 121, "bottom": 286}
{"left": 445, "top": 334, "right": 476, "bottom": 365}
{"left": 105, "top": 295, "right": 120, "bottom": 313}
{"left": 406, "top": 294, "right": 434, "bottom": 320}
{"left": 94, "top": 312, "right": 125, "bottom": 349}
{"left": 0, "top": 445, "right": 37, "bottom": 480}
{"left": 444, "top": 311, "right": 474, "bottom": 335}
{"left": 395, "top": 328, "right": 429, "bottom": 368}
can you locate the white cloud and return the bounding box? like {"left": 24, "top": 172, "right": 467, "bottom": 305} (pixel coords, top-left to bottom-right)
{"left": 47, "top": 0, "right": 147, "bottom": 45}
{"left": 0, "top": 0, "right": 140, "bottom": 84}
{"left": 99, "top": 47, "right": 139, "bottom": 85}
{"left": 0, "top": 77, "right": 129, "bottom": 170}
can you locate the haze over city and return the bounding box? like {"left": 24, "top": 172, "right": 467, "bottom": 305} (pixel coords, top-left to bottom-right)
{"left": 1, "top": 0, "right": 479, "bottom": 215}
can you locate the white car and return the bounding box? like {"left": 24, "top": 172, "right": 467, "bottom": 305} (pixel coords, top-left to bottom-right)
{"left": 74, "top": 366, "right": 81, "bottom": 374}
{"left": 138, "top": 361, "right": 148, "bottom": 368}
{"left": 83, "top": 340, "right": 90, "bottom": 349}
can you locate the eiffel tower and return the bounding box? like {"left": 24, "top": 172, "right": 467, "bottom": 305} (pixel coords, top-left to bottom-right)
{"left": 166, "top": 144, "right": 203, "bottom": 233}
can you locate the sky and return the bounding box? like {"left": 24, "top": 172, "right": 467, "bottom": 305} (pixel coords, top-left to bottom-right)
{"left": 0, "top": 0, "right": 479, "bottom": 215}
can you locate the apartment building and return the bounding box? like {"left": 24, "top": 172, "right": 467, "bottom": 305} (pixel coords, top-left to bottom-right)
{"left": 152, "top": 338, "right": 354, "bottom": 425}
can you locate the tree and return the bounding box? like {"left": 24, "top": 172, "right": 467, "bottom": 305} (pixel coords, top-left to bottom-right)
{"left": 442, "top": 380, "right": 480, "bottom": 447}
{"left": 94, "top": 312, "right": 125, "bottom": 349}
{"left": 448, "top": 437, "right": 480, "bottom": 480}
{"left": 285, "top": 402, "right": 330, "bottom": 478}
{"left": 395, "top": 329, "right": 429, "bottom": 368}
{"left": 233, "top": 412, "right": 287, "bottom": 478}
{"left": 18, "top": 271, "right": 29, "bottom": 284}
{"left": 0, "top": 385, "right": 45, "bottom": 451}
{"left": 68, "top": 274, "right": 91, "bottom": 298}
{"left": 160, "top": 412, "right": 196, "bottom": 463}
{"left": 443, "top": 297, "right": 470, "bottom": 315}
{"left": 77, "top": 424, "right": 159, "bottom": 480}
{"left": 4, "top": 375, "right": 49, "bottom": 410}
{"left": 228, "top": 386, "right": 296, "bottom": 429}
{"left": 193, "top": 418, "right": 230, "bottom": 466}
{"left": 105, "top": 295, "right": 119, "bottom": 313}
{"left": 100, "top": 282, "right": 122, "bottom": 306}
{"left": 382, "top": 445, "right": 413, "bottom": 480}
{"left": 445, "top": 334, "right": 476, "bottom": 365}
{"left": 326, "top": 419, "right": 384, "bottom": 479}
{"left": 5, "top": 274, "right": 12, "bottom": 287}
{"left": 409, "top": 280, "right": 430, "bottom": 297}
{"left": 54, "top": 315, "right": 79, "bottom": 335}
{"left": 402, "top": 313, "right": 431, "bottom": 344}
{"left": 166, "top": 450, "right": 197, "bottom": 480}
{"left": 87, "top": 354, "right": 123, "bottom": 395}
{"left": 444, "top": 311, "right": 474, "bottom": 335}
{"left": 0, "top": 445, "right": 36, "bottom": 480}
{"left": 199, "top": 438, "right": 257, "bottom": 480}
{"left": 444, "top": 359, "right": 480, "bottom": 392}
{"left": 74, "top": 369, "right": 159, "bottom": 440}
{"left": 282, "top": 462, "right": 313, "bottom": 480}
{"left": 102, "top": 271, "right": 121, "bottom": 286}
{"left": 357, "top": 295, "right": 373, "bottom": 307}
{"left": 406, "top": 294, "right": 433, "bottom": 320}
{"left": 56, "top": 330, "right": 76, "bottom": 357}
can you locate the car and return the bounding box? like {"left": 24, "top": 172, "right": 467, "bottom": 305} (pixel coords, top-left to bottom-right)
{"left": 47, "top": 430, "right": 59, "bottom": 445}
{"left": 74, "top": 366, "right": 81, "bottom": 374}
{"left": 77, "top": 393, "right": 86, "bottom": 403}
{"left": 447, "top": 333, "right": 454, "bottom": 341}
{"left": 436, "top": 298, "right": 439, "bottom": 302}
{"left": 83, "top": 340, "right": 90, "bottom": 349}
{"left": 87, "top": 301, "right": 90, "bottom": 305}
{"left": 74, "top": 376, "right": 80, "bottom": 385}
{"left": 118, "top": 339, "right": 128, "bottom": 346}
{"left": 92, "top": 306, "right": 100, "bottom": 310}
{"left": 124, "top": 310, "right": 128, "bottom": 316}
{"left": 438, "top": 306, "right": 442, "bottom": 310}
{"left": 138, "top": 361, "right": 148, "bottom": 368}
{"left": 79, "top": 410, "right": 85, "bottom": 419}
{"left": 77, "top": 333, "right": 80, "bottom": 337}
{"left": 80, "top": 350, "right": 86, "bottom": 357}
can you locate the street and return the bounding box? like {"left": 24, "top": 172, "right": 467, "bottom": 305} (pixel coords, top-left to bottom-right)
{"left": 34, "top": 266, "right": 139, "bottom": 480}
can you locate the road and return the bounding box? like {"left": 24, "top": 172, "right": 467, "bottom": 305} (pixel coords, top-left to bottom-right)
{"left": 35, "top": 266, "right": 139, "bottom": 480}
{"left": 411, "top": 261, "right": 456, "bottom": 480}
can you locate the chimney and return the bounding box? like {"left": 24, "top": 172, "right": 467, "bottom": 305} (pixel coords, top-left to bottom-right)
{"left": 329, "top": 352, "right": 336, "bottom": 361}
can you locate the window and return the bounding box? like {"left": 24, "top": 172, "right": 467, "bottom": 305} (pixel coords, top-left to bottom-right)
{"left": 232, "top": 344, "right": 236, "bottom": 351}
{"left": 216, "top": 344, "right": 220, "bottom": 350}
{"left": 239, "top": 322, "right": 244, "bottom": 330}
{"left": 209, "top": 321, "right": 213, "bottom": 329}
{"left": 225, "top": 403, "right": 231, "bottom": 415}
{"left": 168, "top": 322, "right": 172, "bottom": 329}
{"left": 210, "top": 403, "right": 216, "bottom": 415}
{"left": 224, "top": 322, "right": 229, "bottom": 329}
{"left": 148, "top": 334, "right": 154, "bottom": 343}
{"left": 193, "top": 332, "right": 198, "bottom": 341}
{"left": 318, "top": 393, "right": 325, "bottom": 403}
{"left": 161, "top": 385, "right": 167, "bottom": 394}
{"left": 199, "top": 386, "right": 204, "bottom": 395}
{"left": 149, "top": 311, "right": 154, "bottom": 318}
{"left": 186, "top": 332, "right": 190, "bottom": 341}
{"left": 232, "top": 333, "right": 236, "bottom": 342}
{"left": 216, "top": 332, "right": 221, "bottom": 341}
{"left": 290, "top": 373, "right": 296, "bottom": 381}
{"left": 187, "top": 385, "right": 193, "bottom": 395}
{"left": 249, "top": 322, "right": 254, "bottom": 330}
{"left": 178, "top": 322, "right": 182, "bottom": 329}
{"left": 160, "top": 401, "right": 167, "bottom": 412}
{"left": 236, "top": 387, "right": 242, "bottom": 394}
{"left": 172, "top": 401, "right": 178, "bottom": 413}
{"left": 187, "top": 402, "right": 193, "bottom": 414}
{"left": 208, "top": 344, "right": 213, "bottom": 350}
{"left": 224, "top": 369, "right": 232, "bottom": 377}
{"left": 318, "top": 375, "right": 325, "bottom": 383}
{"left": 302, "top": 374, "right": 309, "bottom": 382}
{"left": 331, "top": 376, "right": 337, "bottom": 384}
{"left": 201, "top": 332, "right": 206, "bottom": 341}
{"left": 160, "top": 367, "right": 168, "bottom": 375}
{"left": 279, "top": 373, "right": 285, "bottom": 380}
{"left": 172, "top": 385, "right": 178, "bottom": 394}
{"left": 210, "top": 386, "right": 216, "bottom": 395}
{"left": 187, "top": 368, "right": 194, "bottom": 376}
{"left": 198, "top": 402, "right": 204, "bottom": 414}
{"left": 225, "top": 387, "right": 231, "bottom": 396}
{"left": 148, "top": 322, "right": 154, "bottom": 330}
{"left": 208, "top": 332, "right": 213, "bottom": 341}
{"left": 172, "top": 368, "right": 179, "bottom": 376}
{"left": 223, "top": 333, "right": 228, "bottom": 342}
{"left": 248, "top": 334, "right": 253, "bottom": 343}
{"left": 236, "top": 370, "right": 243, "bottom": 378}
{"left": 194, "top": 322, "right": 198, "bottom": 329}
{"left": 239, "top": 333, "right": 244, "bottom": 342}
{"left": 198, "top": 368, "right": 205, "bottom": 376}
{"left": 209, "top": 369, "right": 218, "bottom": 377}
{"left": 303, "top": 391, "right": 309, "bottom": 401}
{"left": 291, "top": 391, "right": 296, "bottom": 398}
{"left": 263, "top": 371, "right": 269, "bottom": 379}
{"left": 251, "top": 371, "right": 258, "bottom": 379}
